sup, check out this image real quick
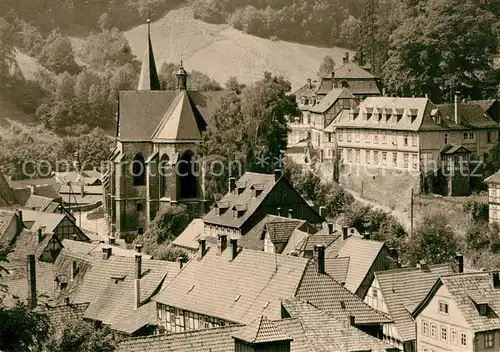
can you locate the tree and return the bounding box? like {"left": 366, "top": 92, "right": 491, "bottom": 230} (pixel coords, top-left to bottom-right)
{"left": 0, "top": 17, "right": 14, "bottom": 91}
{"left": 38, "top": 29, "right": 79, "bottom": 74}
{"left": 382, "top": 0, "right": 498, "bottom": 102}
{"left": 338, "top": 15, "right": 361, "bottom": 49}
{"left": 404, "top": 212, "right": 459, "bottom": 265}
{"left": 133, "top": 204, "right": 193, "bottom": 255}
{"left": 225, "top": 76, "right": 246, "bottom": 94}
{"left": 154, "top": 244, "right": 190, "bottom": 262}
{"left": 47, "top": 318, "right": 116, "bottom": 352}
{"left": 283, "top": 157, "right": 322, "bottom": 201}
{"left": 0, "top": 303, "right": 50, "bottom": 351}
{"left": 188, "top": 70, "right": 222, "bottom": 91}
{"left": 318, "top": 55, "right": 335, "bottom": 77}
{"left": 317, "top": 183, "right": 355, "bottom": 220}
{"left": 79, "top": 28, "right": 134, "bottom": 69}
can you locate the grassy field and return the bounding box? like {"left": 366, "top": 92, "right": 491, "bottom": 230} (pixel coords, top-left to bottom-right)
{"left": 124, "top": 6, "right": 353, "bottom": 91}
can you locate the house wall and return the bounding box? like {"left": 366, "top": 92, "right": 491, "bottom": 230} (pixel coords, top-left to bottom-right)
{"left": 156, "top": 303, "right": 230, "bottom": 334}
{"left": 475, "top": 330, "right": 500, "bottom": 352}
{"left": 356, "top": 246, "right": 397, "bottom": 299}
{"left": 54, "top": 217, "right": 88, "bottom": 241}
{"left": 415, "top": 284, "right": 473, "bottom": 352}
{"left": 488, "top": 184, "right": 500, "bottom": 224}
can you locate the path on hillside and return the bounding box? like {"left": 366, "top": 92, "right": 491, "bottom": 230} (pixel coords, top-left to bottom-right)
{"left": 344, "top": 188, "right": 412, "bottom": 231}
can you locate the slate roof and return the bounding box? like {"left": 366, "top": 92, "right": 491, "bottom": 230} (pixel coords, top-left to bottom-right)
{"left": 153, "top": 247, "right": 309, "bottom": 324}
{"left": 202, "top": 172, "right": 277, "bottom": 228}
{"left": 232, "top": 316, "right": 292, "bottom": 344}
{"left": 281, "top": 298, "right": 397, "bottom": 352}
{"left": 335, "top": 236, "right": 387, "bottom": 294}
{"left": 172, "top": 219, "right": 211, "bottom": 251}
{"left": 417, "top": 272, "right": 500, "bottom": 333}
{"left": 295, "top": 259, "right": 391, "bottom": 325}
{"left": 375, "top": 264, "right": 453, "bottom": 342}
{"left": 310, "top": 88, "right": 355, "bottom": 114}
{"left": 436, "top": 103, "right": 499, "bottom": 130}
{"left": 137, "top": 29, "right": 161, "bottom": 91}
{"left": 61, "top": 239, "right": 151, "bottom": 259}
{"left": 118, "top": 90, "right": 232, "bottom": 142}
{"left": 73, "top": 256, "right": 180, "bottom": 334}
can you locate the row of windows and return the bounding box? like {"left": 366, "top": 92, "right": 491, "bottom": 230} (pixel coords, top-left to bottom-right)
{"left": 422, "top": 320, "right": 467, "bottom": 347}
{"left": 339, "top": 130, "right": 418, "bottom": 147}
{"left": 340, "top": 149, "right": 418, "bottom": 169}
{"left": 348, "top": 110, "right": 417, "bottom": 125}
{"left": 157, "top": 304, "right": 227, "bottom": 333}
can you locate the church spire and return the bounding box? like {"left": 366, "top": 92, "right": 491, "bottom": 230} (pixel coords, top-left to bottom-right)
{"left": 176, "top": 60, "right": 188, "bottom": 90}
{"left": 137, "top": 18, "right": 161, "bottom": 91}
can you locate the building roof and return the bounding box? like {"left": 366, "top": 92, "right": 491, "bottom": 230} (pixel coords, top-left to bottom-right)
{"left": 0, "top": 209, "right": 16, "bottom": 240}
{"left": 0, "top": 173, "right": 18, "bottom": 207}
{"left": 375, "top": 264, "right": 453, "bottom": 342}
{"left": 415, "top": 271, "right": 500, "bottom": 333}
{"left": 61, "top": 239, "right": 150, "bottom": 259}
{"left": 440, "top": 144, "right": 471, "bottom": 155}
{"left": 334, "top": 236, "right": 387, "bottom": 294}
{"left": 295, "top": 259, "right": 391, "bottom": 325}
{"left": 309, "top": 88, "right": 355, "bottom": 114}
{"left": 232, "top": 316, "right": 292, "bottom": 344}
{"left": 294, "top": 234, "right": 338, "bottom": 255}
{"left": 238, "top": 215, "right": 309, "bottom": 251}
{"left": 153, "top": 247, "right": 309, "bottom": 324}
{"left": 73, "top": 256, "right": 180, "bottom": 334}
{"left": 324, "top": 256, "right": 350, "bottom": 284}
{"left": 7, "top": 229, "right": 62, "bottom": 264}
{"left": 36, "top": 303, "right": 89, "bottom": 339}
{"left": 281, "top": 298, "right": 396, "bottom": 352}
{"left": 322, "top": 61, "right": 377, "bottom": 80}
{"left": 202, "top": 172, "right": 277, "bottom": 229}
{"left": 118, "top": 90, "right": 232, "bottom": 142}
{"left": 485, "top": 170, "right": 500, "bottom": 184}
{"left": 21, "top": 209, "right": 66, "bottom": 234}
{"left": 171, "top": 219, "right": 211, "bottom": 251}
{"left": 293, "top": 81, "right": 319, "bottom": 98}
{"left": 23, "top": 195, "right": 56, "bottom": 211}
{"left": 435, "top": 103, "right": 499, "bottom": 130}
{"left": 151, "top": 90, "right": 208, "bottom": 142}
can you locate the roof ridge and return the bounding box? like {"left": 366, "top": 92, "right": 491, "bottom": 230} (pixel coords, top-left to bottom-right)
{"left": 376, "top": 263, "right": 452, "bottom": 277}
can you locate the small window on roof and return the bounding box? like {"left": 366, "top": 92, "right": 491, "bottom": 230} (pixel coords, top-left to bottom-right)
{"left": 479, "top": 303, "right": 488, "bottom": 316}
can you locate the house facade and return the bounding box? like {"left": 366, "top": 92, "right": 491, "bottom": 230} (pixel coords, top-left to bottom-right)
{"left": 413, "top": 271, "right": 500, "bottom": 352}
{"left": 103, "top": 23, "right": 232, "bottom": 236}
{"left": 485, "top": 171, "right": 500, "bottom": 224}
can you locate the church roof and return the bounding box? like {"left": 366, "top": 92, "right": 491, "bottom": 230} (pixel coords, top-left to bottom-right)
{"left": 118, "top": 90, "right": 232, "bottom": 142}
{"left": 137, "top": 21, "right": 161, "bottom": 91}
{"left": 151, "top": 91, "right": 208, "bottom": 141}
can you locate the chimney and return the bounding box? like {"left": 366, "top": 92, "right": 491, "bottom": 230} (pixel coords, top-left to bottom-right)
{"left": 349, "top": 315, "right": 355, "bottom": 326}
{"left": 102, "top": 247, "right": 112, "bottom": 260}
{"left": 425, "top": 93, "right": 429, "bottom": 98}
{"left": 342, "top": 226, "right": 349, "bottom": 240}
{"left": 230, "top": 238, "right": 238, "bottom": 261}
{"left": 315, "top": 244, "right": 325, "bottom": 274}
{"left": 71, "top": 260, "right": 78, "bottom": 281}
{"left": 198, "top": 238, "right": 207, "bottom": 258}
{"left": 288, "top": 209, "right": 293, "bottom": 219}
{"left": 177, "top": 256, "right": 184, "bottom": 269}
{"left": 456, "top": 253, "right": 464, "bottom": 273}
{"left": 363, "top": 232, "right": 370, "bottom": 240}
{"left": 454, "top": 91, "right": 461, "bottom": 125}
{"left": 80, "top": 184, "right": 85, "bottom": 198}
{"left": 218, "top": 234, "right": 228, "bottom": 254}
{"left": 37, "top": 227, "right": 43, "bottom": 243}
{"left": 390, "top": 247, "right": 399, "bottom": 265}
{"left": 27, "top": 254, "right": 37, "bottom": 309}
{"left": 30, "top": 185, "right": 35, "bottom": 195}
{"left": 277, "top": 207, "right": 282, "bottom": 217}
{"left": 346, "top": 52, "right": 349, "bottom": 63}
{"left": 135, "top": 244, "right": 143, "bottom": 253}
{"left": 134, "top": 254, "right": 142, "bottom": 309}
{"left": 64, "top": 297, "right": 70, "bottom": 305}
{"left": 16, "top": 210, "right": 23, "bottom": 234}
{"left": 307, "top": 78, "right": 312, "bottom": 89}
{"left": 229, "top": 177, "right": 236, "bottom": 193}
{"left": 274, "top": 169, "right": 282, "bottom": 182}
{"left": 382, "top": 87, "right": 386, "bottom": 97}
{"left": 109, "top": 236, "right": 115, "bottom": 245}
{"left": 328, "top": 223, "right": 334, "bottom": 234}
{"left": 319, "top": 206, "right": 326, "bottom": 218}
{"left": 417, "top": 259, "right": 428, "bottom": 270}
{"left": 331, "top": 71, "right": 335, "bottom": 89}
{"left": 72, "top": 234, "right": 77, "bottom": 241}
{"left": 493, "top": 272, "right": 500, "bottom": 288}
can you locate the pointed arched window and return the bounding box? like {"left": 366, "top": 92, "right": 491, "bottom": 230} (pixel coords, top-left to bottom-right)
{"left": 178, "top": 151, "right": 197, "bottom": 199}
{"left": 132, "top": 154, "right": 146, "bottom": 186}
{"left": 159, "top": 154, "right": 170, "bottom": 198}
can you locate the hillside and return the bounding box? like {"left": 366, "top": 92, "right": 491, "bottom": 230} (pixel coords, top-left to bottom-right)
{"left": 125, "top": 7, "right": 354, "bottom": 91}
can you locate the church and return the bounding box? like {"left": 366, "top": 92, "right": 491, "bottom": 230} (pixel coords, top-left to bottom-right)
{"left": 103, "top": 20, "right": 232, "bottom": 237}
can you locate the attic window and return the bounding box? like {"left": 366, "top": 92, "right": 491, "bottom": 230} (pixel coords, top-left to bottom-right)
{"left": 236, "top": 181, "right": 247, "bottom": 195}
{"left": 479, "top": 304, "right": 488, "bottom": 316}
{"left": 234, "top": 294, "right": 241, "bottom": 302}
{"left": 340, "top": 301, "right": 346, "bottom": 310}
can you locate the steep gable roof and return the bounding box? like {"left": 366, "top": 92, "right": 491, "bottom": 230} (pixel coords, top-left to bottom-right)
{"left": 295, "top": 259, "right": 391, "bottom": 325}
{"left": 153, "top": 247, "right": 309, "bottom": 324}
{"left": 415, "top": 272, "right": 500, "bottom": 333}
{"left": 309, "top": 88, "right": 355, "bottom": 114}
{"left": 435, "top": 103, "right": 498, "bottom": 130}
{"left": 375, "top": 264, "right": 453, "bottom": 342}
{"left": 170, "top": 218, "right": 205, "bottom": 251}
{"left": 322, "top": 61, "right": 377, "bottom": 80}
{"left": 0, "top": 173, "right": 18, "bottom": 207}
{"left": 232, "top": 316, "right": 292, "bottom": 344}
{"left": 24, "top": 195, "right": 56, "bottom": 211}
{"left": 137, "top": 23, "right": 161, "bottom": 91}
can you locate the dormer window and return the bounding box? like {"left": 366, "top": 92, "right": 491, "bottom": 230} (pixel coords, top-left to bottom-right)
{"left": 232, "top": 205, "right": 247, "bottom": 219}
{"left": 479, "top": 304, "right": 488, "bottom": 316}
{"left": 215, "top": 202, "right": 229, "bottom": 216}
{"left": 251, "top": 184, "right": 264, "bottom": 198}
{"left": 236, "top": 181, "right": 246, "bottom": 195}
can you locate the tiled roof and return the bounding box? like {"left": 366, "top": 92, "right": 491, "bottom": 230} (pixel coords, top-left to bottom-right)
{"left": 435, "top": 103, "right": 498, "bottom": 130}
{"left": 7, "top": 230, "right": 61, "bottom": 263}
{"left": 171, "top": 219, "right": 205, "bottom": 251}
{"left": 310, "top": 88, "right": 355, "bottom": 114}
{"left": 24, "top": 195, "right": 56, "bottom": 211}
{"left": 281, "top": 230, "right": 310, "bottom": 255}
{"left": 375, "top": 264, "right": 453, "bottom": 342}
{"left": 295, "top": 259, "right": 391, "bottom": 325}
{"left": 293, "top": 81, "right": 319, "bottom": 98}
{"left": 118, "top": 90, "right": 232, "bottom": 142}
{"left": 36, "top": 303, "right": 89, "bottom": 339}
{"left": 466, "top": 99, "right": 497, "bottom": 113}
{"left": 117, "top": 325, "right": 244, "bottom": 352}
{"left": 298, "top": 234, "right": 338, "bottom": 253}
{"left": 238, "top": 215, "right": 308, "bottom": 251}
{"left": 321, "top": 61, "right": 377, "bottom": 80}
{"left": 73, "top": 256, "right": 180, "bottom": 334}
{"left": 232, "top": 316, "right": 291, "bottom": 344}
{"left": 54, "top": 171, "right": 82, "bottom": 184}
{"left": 7, "top": 177, "right": 60, "bottom": 189}
{"left": 433, "top": 272, "right": 500, "bottom": 333}
{"left": 110, "top": 301, "right": 158, "bottom": 335}
{"left": 0, "top": 173, "right": 19, "bottom": 207}
{"left": 61, "top": 239, "right": 151, "bottom": 259}
{"left": 202, "top": 172, "right": 277, "bottom": 228}
{"left": 21, "top": 209, "right": 65, "bottom": 233}
{"left": 0, "top": 210, "right": 16, "bottom": 240}
{"left": 281, "top": 298, "right": 396, "bottom": 352}
{"left": 58, "top": 185, "right": 102, "bottom": 195}
{"left": 335, "top": 236, "right": 386, "bottom": 294}
{"left": 485, "top": 170, "right": 500, "bottom": 184}
{"left": 325, "top": 256, "right": 350, "bottom": 284}
{"left": 153, "top": 247, "right": 309, "bottom": 324}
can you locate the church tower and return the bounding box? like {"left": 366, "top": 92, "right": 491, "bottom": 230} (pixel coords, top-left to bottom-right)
{"left": 137, "top": 19, "right": 161, "bottom": 91}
